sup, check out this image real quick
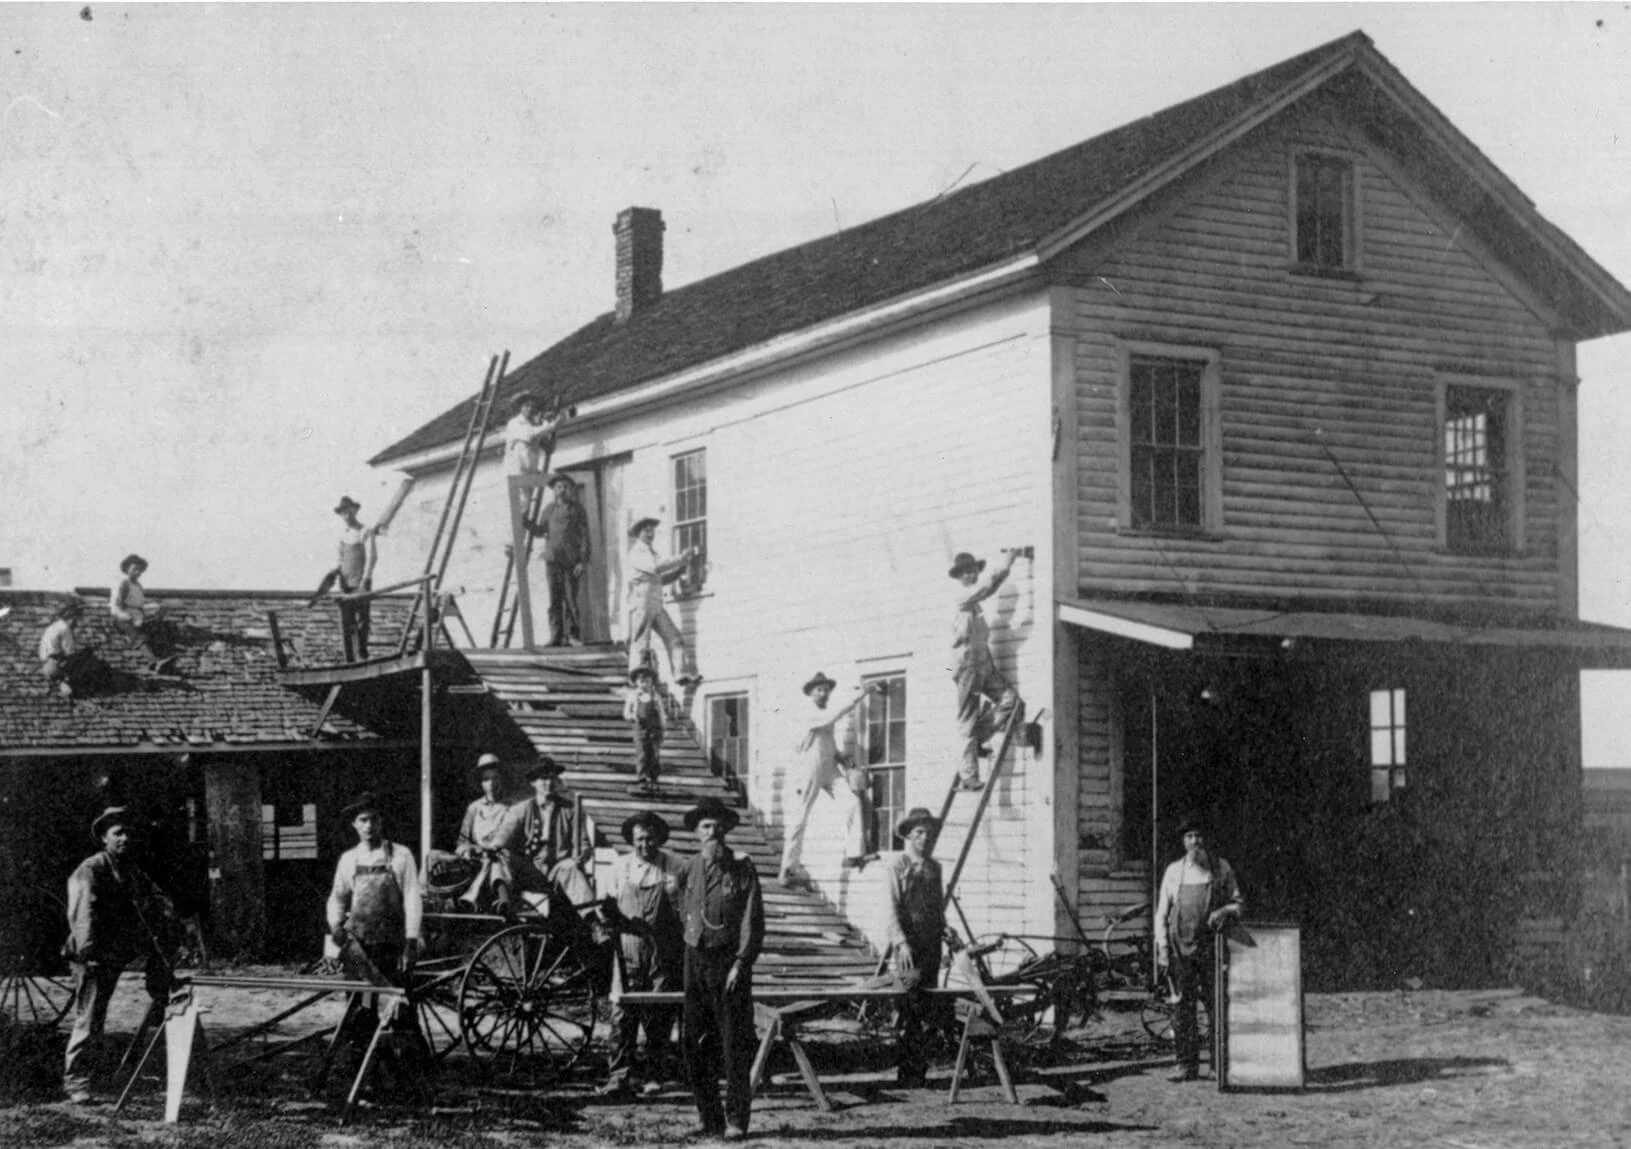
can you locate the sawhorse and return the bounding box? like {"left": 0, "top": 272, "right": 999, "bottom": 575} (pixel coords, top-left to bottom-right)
{"left": 749, "top": 999, "right": 833, "bottom": 1111}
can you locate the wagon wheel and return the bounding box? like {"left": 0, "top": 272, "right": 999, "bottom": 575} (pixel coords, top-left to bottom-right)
{"left": 457, "top": 923, "right": 598, "bottom": 1084}
{"left": 0, "top": 888, "right": 72, "bottom": 1028}
{"left": 409, "top": 956, "right": 468, "bottom": 1060}
{"left": 1140, "top": 989, "right": 1210, "bottom": 1048}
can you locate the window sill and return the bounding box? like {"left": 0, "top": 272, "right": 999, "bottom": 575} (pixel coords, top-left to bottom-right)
{"left": 1117, "top": 526, "right": 1224, "bottom": 543}
{"left": 1436, "top": 546, "right": 1523, "bottom": 560}
{"left": 1286, "top": 263, "right": 1362, "bottom": 283}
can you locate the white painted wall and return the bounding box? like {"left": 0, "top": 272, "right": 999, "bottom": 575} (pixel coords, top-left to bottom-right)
{"left": 383, "top": 287, "right": 1059, "bottom": 948}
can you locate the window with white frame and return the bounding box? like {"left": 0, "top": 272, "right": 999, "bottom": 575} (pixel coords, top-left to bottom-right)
{"left": 1292, "top": 151, "right": 1357, "bottom": 272}
{"left": 1368, "top": 688, "right": 1406, "bottom": 802}
{"left": 861, "top": 673, "right": 908, "bottom": 852}
{"left": 1121, "top": 346, "right": 1220, "bottom": 533}
{"left": 672, "top": 448, "right": 707, "bottom": 594}
{"left": 261, "top": 802, "right": 319, "bottom": 860}
{"left": 707, "top": 692, "right": 749, "bottom": 787}
{"left": 1442, "top": 383, "right": 1519, "bottom": 553}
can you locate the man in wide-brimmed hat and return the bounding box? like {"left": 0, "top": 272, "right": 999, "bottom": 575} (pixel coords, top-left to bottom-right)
{"left": 61, "top": 806, "right": 177, "bottom": 1104}
{"left": 109, "top": 554, "right": 180, "bottom": 675}
{"left": 1154, "top": 814, "right": 1244, "bottom": 1082}
{"left": 675, "top": 796, "right": 763, "bottom": 1138}
{"left": 623, "top": 665, "right": 667, "bottom": 795}
{"left": 880, "top": 806, "right": 951, "bottom": 1087}
{"left": 624, "top": 514, "right": 701, "bottom": 689}
{"left": 778, "top": 671, "right": 881, "bottom": 888}
{"left": 494, "top": 756, "right": 595, "bottom": 911}
{"left": 326, "top": 792, "right": 423, "bottom": 985}
{"left": 528, "top": 472, "right": 592, "bottom": 646}
{"left": 599, "top": 811, "right": 684, "bottom": 1097}
{"left": 947, "top": 548, "right": 1025, "bottom": 791}
{"left": 454, "top": 753, "right": 515, "bottom": 910}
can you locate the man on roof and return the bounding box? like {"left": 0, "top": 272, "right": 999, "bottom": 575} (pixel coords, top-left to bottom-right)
{"left": 624, "top": 514, "right": 700, "bottom": 689}
{"left": 109, "top": 554, "right": 179, "bottom": 675}
{"left": 39, "top": 598, "right": 97, "bottom": 698}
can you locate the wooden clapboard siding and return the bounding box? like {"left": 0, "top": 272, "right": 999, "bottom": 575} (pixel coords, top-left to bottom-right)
{"left": 389, "top": 290, "right": 1058, "bottom": 951}
{"left": 1062, "top": 110, "right": 1568, "bottom": 610}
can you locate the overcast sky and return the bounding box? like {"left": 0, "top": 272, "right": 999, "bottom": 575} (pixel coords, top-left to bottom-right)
{"left": 5, "top": 3, "right": 1631, "bottom": 757}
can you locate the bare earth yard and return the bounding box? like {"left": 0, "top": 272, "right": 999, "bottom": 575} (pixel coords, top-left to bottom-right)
{"left": 3, "top": 973, "right": 1629, "bottom": 1149}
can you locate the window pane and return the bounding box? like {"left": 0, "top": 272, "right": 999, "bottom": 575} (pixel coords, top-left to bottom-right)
{"left": 1391, "top": 689, "right": 1405, "bottom": 723}
{"left": 1369, "top": 689, "right": 1390, "bottom": 727}
{"left": 1370, "top": 727, "right": 1392, "bottom": 767}
{"left": 888, "top": 721, "right": 906, "bottom": 763}
{"left": 1393, "top": 728, "right": 1406, "bottom": 765}
{"left": 1370, "top": 768, "right": 1391, "bottom": 803}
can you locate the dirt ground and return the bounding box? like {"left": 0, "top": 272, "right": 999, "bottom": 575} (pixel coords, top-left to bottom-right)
{"left": 3, "top": 969, "right": 1630, "bottom": 1149}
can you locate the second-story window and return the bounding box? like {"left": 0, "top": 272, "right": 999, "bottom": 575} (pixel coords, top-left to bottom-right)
{"left": 1293, "top": 152, "right": 1355, "bottom": 271}
{"left": 672, "top": 448, "right": 707, "bottom": 594}
{"left": 1124, "top": 351, "right": 1218, "bottom": 532}
{"left": 1443, "top": 385, "right": 1514, "bottom": 553}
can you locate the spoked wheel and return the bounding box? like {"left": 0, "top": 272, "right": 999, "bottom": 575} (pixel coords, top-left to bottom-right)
{"left": 0, "top": 964, "right": 74, "bottom": 1028}
{"left": 409, "top": 958, "right": 467, "bottom": 1060}
{"left": 457, "top": 923, "right": 598, "bottom": 1084}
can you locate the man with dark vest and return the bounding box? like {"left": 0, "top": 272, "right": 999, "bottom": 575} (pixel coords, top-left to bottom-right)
{"left": 1154, "top": 814, "right": 1244, "bottom": 1082}
{"left": 494, "top": 756, "right": 596, "bottom": 911}
{"left": 676, "top": 796, "right": 764, "bottom": 1139}
{"left": 530, "top": 472, "right": 593, "bottom": 646}
{"left": 62, "top": 806, "right": 177, "bottom": 1104}
{"left": 881, "top": 806, "right": 950, "bottom": 1088}
{"left": 600, "top": 811, "right": 684, "bottom": 1098}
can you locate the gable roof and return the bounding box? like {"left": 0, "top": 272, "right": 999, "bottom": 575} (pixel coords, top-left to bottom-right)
{"left": 0, "top": 589, "right": 414, "bottom": 752}
{"left": 372, "top": 30, "right": 1631, "bottom": 468}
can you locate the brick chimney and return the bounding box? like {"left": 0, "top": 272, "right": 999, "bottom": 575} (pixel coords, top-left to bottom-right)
{"left": 614, "top": 207, "right": 665, "bottom": 324}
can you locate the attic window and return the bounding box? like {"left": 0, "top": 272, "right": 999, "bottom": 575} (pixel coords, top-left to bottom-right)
{"left": 1292, "top": 152, "right": 1356, "bottom": 272}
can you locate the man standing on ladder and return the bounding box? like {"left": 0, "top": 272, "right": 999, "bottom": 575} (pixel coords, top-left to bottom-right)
{"left": 503, "top": 390, "right": 573, "bottom": 644}
{"left": 948, "top": 548, "right": 1025, "bottom": 791}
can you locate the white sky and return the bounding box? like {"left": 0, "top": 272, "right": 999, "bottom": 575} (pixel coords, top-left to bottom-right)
{"left": 5, "top": 3, "right": 1631, "bottom": 758}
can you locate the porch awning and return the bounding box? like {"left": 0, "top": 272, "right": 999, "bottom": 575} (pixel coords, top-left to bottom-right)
{"left": 1056, "top": 597, "right": 1631, "bottom": 665}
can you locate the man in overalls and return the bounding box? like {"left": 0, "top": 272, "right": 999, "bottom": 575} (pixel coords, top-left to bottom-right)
{"left": 327, "top": 791, "right": 423, "bottom": 986}
{"left": 880, "top": 806, "right": 951, "bottom": 1088}
{"left": 1154, "top": 815, "right": 1244, "bottom": 1081}
{"left": 599, "top": 811, "right": 684, "bottom": 1097}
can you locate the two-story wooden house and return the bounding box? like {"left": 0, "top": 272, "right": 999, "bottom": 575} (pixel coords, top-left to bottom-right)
{"left": 371, "top": 32, "right": 1631, "bottom": 987}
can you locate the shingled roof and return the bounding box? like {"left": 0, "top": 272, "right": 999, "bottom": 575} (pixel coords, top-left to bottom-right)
{"left": 371, "top": 30, "right": 1631, "bottom": 467}
{"left": 0, "top": 589, "right": 414, "bottom": 752}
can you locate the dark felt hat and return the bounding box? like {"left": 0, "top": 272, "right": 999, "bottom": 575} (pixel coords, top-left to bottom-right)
{"left": 629, "top": 516, "right": 661, "bottom": 538}
{"left": 333, "top": 496, "right": 361, "bottom": 516}
{"left": 621, "top": 810, "right": 671, "bottom": 846}
{"left": 895, "top": 806, "right": 940, "bottom": 840}
{"left": 342, "top": 791, "right": 385, "bottom": 824}
{"left": 120, "top": 553, "right": 149, "bottom": 574}
{"left": 683, "top": 796, "right": 740, "bottom": 833}
{"left": 91, "top": 806, "right": 134, "bottom": 841}
{"left": 628, "top": 665, "right": 656, "bottom": 685}
{"left": 523, "top": 756, "right": 564, "bottom": 782}
{"left": 56, "top": 598, "right": 85, "bottom": 620}
{"left": 512, "top": 390, "right": 545, "bottom": 414}
{"left": 1175, "top": 812, "right": 1210, "bottom": 838}
{"left": 545, "top": 472, "right": 573, "bottom": 488}
{"left": 802, "top": 672, "right": 838, "bottom": 696}
{"left": 947, "top": 552, "right": 985, "bottom": 579}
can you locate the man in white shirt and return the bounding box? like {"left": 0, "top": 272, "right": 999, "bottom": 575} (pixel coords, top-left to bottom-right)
{"left": 948, "top": 549, "right": 1023, "bottom": 791}
{"left": 600, "top": 811, "right": 684, "bottom": 1097}
{"left": 39, "top": 599, "right": 95, "bottom": 698}
{"left": 1153, "top": 815, "right": 1243, "bottom": 1082}
{"left": 327, "top": 791, "right": 423, "bottom": 985}
{"left": 624, "top": 516, "right": 700, "bottom": 688}
{"left": 778, "top": 672, "right": 879, "bottom": 888}
{"left": 502, "top": 391, "right": 567, "bottom": 478}
{"left": 109, "top": 554, "right": 179, "bottom": 675}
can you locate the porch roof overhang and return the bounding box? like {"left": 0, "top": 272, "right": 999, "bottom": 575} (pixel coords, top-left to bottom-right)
{"left": 1057, "top": 598, "right": 1631, "bottom": 666}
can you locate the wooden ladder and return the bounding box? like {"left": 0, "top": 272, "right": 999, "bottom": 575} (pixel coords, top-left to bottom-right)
{"left": 397, "top": 351, "right": 507, "bottom": 655}
{"left": 933, "top": 700, "right": 1031, "bottom": 909}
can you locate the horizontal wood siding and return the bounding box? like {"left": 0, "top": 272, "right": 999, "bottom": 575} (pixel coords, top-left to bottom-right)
{"left": 1074, "top": 634, "right": 1149, "bottom": 940}
{"left": 386, "top": 293, "right": 1057, "bottom": 949}
{"left": 1065, "top": 109, "right": 1567, "bottom": 609}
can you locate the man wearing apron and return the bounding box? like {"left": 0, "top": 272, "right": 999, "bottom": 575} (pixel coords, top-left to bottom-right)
{"left": 880, "top": 806, "right": 952, "bottom": 1088}
{"left": 327, "top": 791, "right": 423, "bottom": 986}
{"left": 1154, "top": 815, "right": 1244, "bottom": 1081}
{"left": 600, "top": 811, "right": 684, "bottom": 1097}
